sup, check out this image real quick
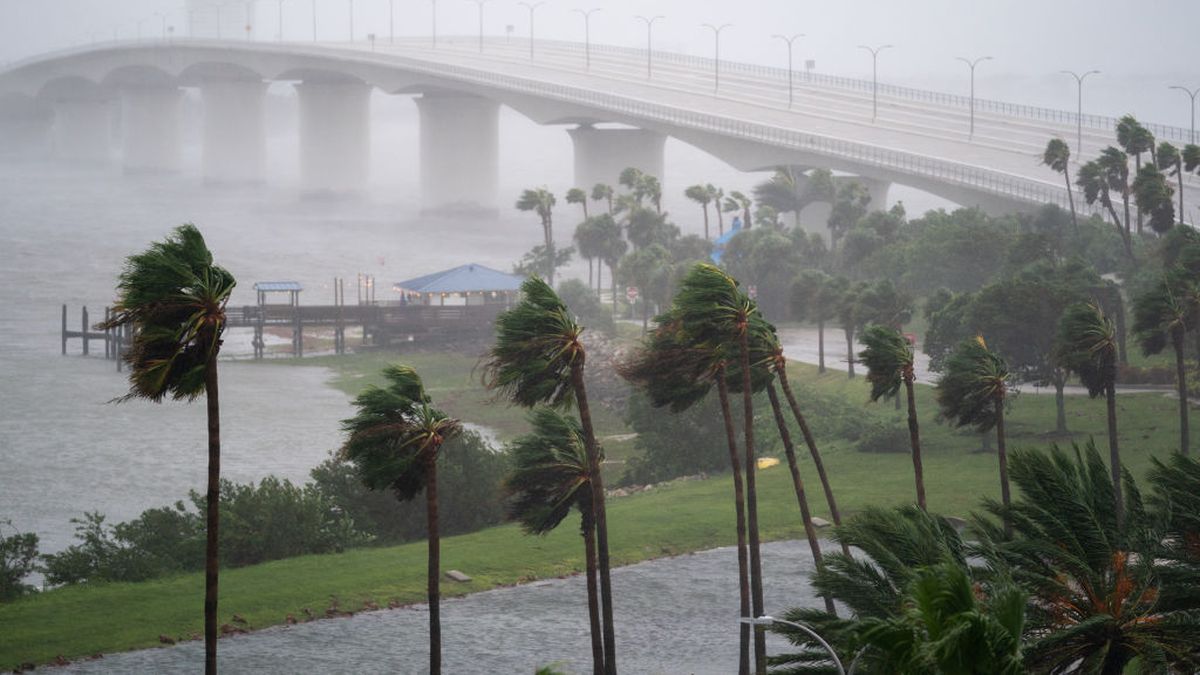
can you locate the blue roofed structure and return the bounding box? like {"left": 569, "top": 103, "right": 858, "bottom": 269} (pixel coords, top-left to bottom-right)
{"left": 252, "top": 281, "right": 302, "bottom": 306}
{"left": 394, "top": 263, "right": 524, "bottom": 306}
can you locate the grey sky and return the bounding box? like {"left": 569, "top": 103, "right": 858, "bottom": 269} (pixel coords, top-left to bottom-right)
{"left": 3, "top": 0, "right": 1198, "bottom": 124}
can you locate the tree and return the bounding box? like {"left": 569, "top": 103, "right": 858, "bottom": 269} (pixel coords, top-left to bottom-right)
{"left": 1157, "top": 141, "right": 1186, "bottom": 224}
{"left": 1098, "top": 146, "right": 1133, "bottom": 236}
{"left": 922, "top": 289, "right": 975, "bottom": 373}
{"left": 724, "top": 190, "right": 753, "bottom": 231}
{"left": 99, "top": 224, "right": 235, "bottom": 675}
{"left": 624, "top": 205, "right": 678, "bottom": 251}
{"left": 856, "top": 279, "right": 913, "bottom": 329}
{"left": 1133, "top": 271, "right": 1193, "bottom": 455}
{"left": 341, "top": 365, "right": 462, "bottom": 675}
{"left": 1132, "top": 163, "right": 1176, "bottom": 234}
{"left": 1117, "top": 115, "right": 1155, "bottom": 233}
{"left": 685, "top": 184, "right": 714, "bottom": 239}
{"left": 836, "top": 280, "right": 867, "bottom": 379}
{"left": 790, "top": 271, "right": 841, "bottom": 374}
{"left": 710, "top": 184, "right": 726, "bottom": 234}
{"left": 566, "top": 187, "right": 589, "bottom": 221}
{"left": 591, "top": 182, "right": 615, "bottom": 215}
{"left": 1054, "top": 302, "right": 1123, "bottom": 521}
{"left": 1042, "top": 138, "right": 1078, "bottom": 234}
{"left": 505, "top": 408, "right": 606, "bottom": 675}
{"left": 595, "top": 215, "right": 628, "bottom": 318}
{"left": 575, "top": 217, "right": 605, "bottom": 294}
{"left": 827, "top": 181, "right": 871, "bottom": 253}
{"left": 753, "top": 166, "right": 806, "bottom": 228}
{"left": 513, "top": 244, "right": 574, "bottom": 284}
{"left": 1077, "top": 159, "right": 1134, "bottom": 259}
{"left": 859, "top": 325, "right": 927, "bottom": 511}
{"left": 934, "top": 338, "right": 1012, "bottom": 524}
{"left": 516, "top": 188, "right": 559, "bottom": 285}
{"left": 0, "top": 521, "right": 39, "bottom": 601}
{"left": 619, "top": 244, "right": 673, "bottom": 332}
{"left": 483, "top": 278, "right": 618, "bottom": 674}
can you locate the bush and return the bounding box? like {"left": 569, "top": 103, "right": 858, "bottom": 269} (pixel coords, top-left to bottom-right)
{"left": 0, "top": 521, "right": 39, "bottom": 601}
{"left": 558, "top": 278, "right": 615, "bottom": 334}
{"left": 855, "top": 418, "right": 911, "bottom": 454}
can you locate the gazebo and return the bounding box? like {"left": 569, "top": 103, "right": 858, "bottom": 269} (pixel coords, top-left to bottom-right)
{"left": 393, "top": 263, "right": 524, "bottom": 307}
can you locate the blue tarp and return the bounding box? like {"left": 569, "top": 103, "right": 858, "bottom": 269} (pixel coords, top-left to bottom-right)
{"left": 710, "top": 216, "right": 743, "bottom": 264}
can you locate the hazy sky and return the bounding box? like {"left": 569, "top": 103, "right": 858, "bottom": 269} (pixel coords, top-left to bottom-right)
{"left": 2, "top": 0, "right": 1199, "bottom": 124}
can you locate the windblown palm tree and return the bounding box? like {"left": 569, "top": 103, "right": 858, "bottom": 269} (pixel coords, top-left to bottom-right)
{"left": 505, "top": 408, "right": 606, "bottom": 675}
{"left": 710, "top": 185, "right": 726, "bottom": 233}
{"left": 1158, "top": 141, "right": 1186, "bottom": 222}
{"left": 791, "top": 271, "right": 843, "bottom": 374}
{"left": 341, "top": 365, "right": 462, "bottom": 675}
{"left": 1042, "top": 138, "right": 1078, "bottom": 234}
{"left": 566, "top": 187, "right": 589, "bottom": 221}
{"left": 1054, "top": 302, "right": 1123, "bottom": 519}
{"left": 1118, "top": 115, "right": 1156, "bottom": 233}
{"left": 1133, "top": 271, "right": 1193, "bottom": 455}
{"left": 1147, "top": 452, "right": 1200, "bottom": 623}
{"left": 1098, "top": 146, "right": 1133, "bottom": 236}
{"left": 591, "top": 182, "right": 615, "bottom": 215}
{"left": 837, "top": 280, "right": 866, "bottom": 379}
{"left": 858, "top": 325, "right": 926, "bottom": 511}
{"left": 724, "top": 190, "right": 753, "bottom": 231}
{"left": 1132, "top": 164, "right": 1177, "bottom": 234}
{"left": 574, "top": 217, "right": 605, "bottom": 295}
{"left": 595, "top": 216, "right": 627, "bottom": 318}
{"left": 483, "top": 278, "right": 618, "bottom": 674}
{"left": 516, "top": 188, "right": 559, "bottom": 284}
{"left": 933, "top": 337, "right": 1011, "bottom": 520}
{"left": 685, "top": 184, "right": 714, "bottom": 239}
{"left": 1077, "top": 159, "right": 1134, "bottom": 258}
{"left": 100, "top": 224, "right": 235, "bottom": 675}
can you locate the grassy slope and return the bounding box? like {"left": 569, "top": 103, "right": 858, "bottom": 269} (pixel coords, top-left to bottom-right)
{"left": 0, "top": 354, "right": 1185, "bottom": 668}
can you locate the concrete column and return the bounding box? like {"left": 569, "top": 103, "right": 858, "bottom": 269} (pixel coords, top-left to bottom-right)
{"left": 296, "top": 80, "right": 371, "bottom": 194}
{"left": 201, "top": 79, "right": 267, "bottom": 184}
{"left": 567, "top": 125, "right": 667, "bottom": 190}
{"left": 414, "top": 92, "right": 500, "bottom": 213}
{"left": 50, "top": 98, "right": 113, "bottom": 162}
{"left": 0, "top": 112, "right": 51, "bottom": 157}
{"left": 859, "top": 176, "right": 891, "bottom": 211}
{"left": 120, "top": 87, "right": 182, "bottom": 173}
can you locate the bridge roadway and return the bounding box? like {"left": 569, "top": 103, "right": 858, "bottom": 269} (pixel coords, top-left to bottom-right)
{"left": 0, "top": 36, "right": 1193, "bottom": 221}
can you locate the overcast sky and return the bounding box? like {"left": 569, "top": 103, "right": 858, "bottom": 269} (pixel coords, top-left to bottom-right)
{"left": 3, "top": 0, "right": 1198, "bottom": 125}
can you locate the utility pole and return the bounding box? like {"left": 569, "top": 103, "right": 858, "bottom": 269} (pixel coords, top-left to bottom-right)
{"left": 858, "top": 43, "right": 894, "bottom": 123}
{"left": 955, "top": 55, "right": 992, "bottom": 140}
{"left": 772, "top": 33, "right": 803, "bottom": 108}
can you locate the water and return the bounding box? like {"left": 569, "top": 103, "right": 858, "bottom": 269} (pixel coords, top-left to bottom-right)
{"left": 59, "top": 540, "right": 825, "bottom": 674}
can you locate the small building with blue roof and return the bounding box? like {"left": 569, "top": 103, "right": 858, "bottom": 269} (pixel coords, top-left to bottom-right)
{"left": 393, "top": 263, "right": 524, "bottom": 307}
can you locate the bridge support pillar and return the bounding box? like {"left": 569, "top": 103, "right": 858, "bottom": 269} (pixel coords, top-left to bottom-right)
{"left": 567, "top": 125, "right": 667, "bottom": 190}
{"left": 202, "top": 79, "right": 267, "bottom": 184}
{"left": 415, "top": 92, "right": 499, "bottom": 213}
{"left": 120, "top": 87, "right": 182, "bottom": 173}
{"left": 296, "top": 80, "right": 371, "bottom": 194}
{"left": 0, "top": 110, "right": 51, "bottom": 157}
{"left": 50, "top": 98, "right": 112, "bottom": 162}
{"left": 860, "top": 177, "right": 891, "bottom": 211}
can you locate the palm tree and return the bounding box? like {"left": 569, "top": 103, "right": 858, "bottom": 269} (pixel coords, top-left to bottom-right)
{"left": 859, "top": 325, "right": 927, "bottom": 511}
{"left": 505, "top": 408, "right": 606, "bottom": 675}
{"left": 1117, "top": 115, "right": 1155, "bottom": 233}
{"left": 341, "top": 365, "right": 462, "bottom": 675}
{"left": 1077, "top": 158, "right": 1134, "bottom": 258}
{"left": 724, "top": 190, "right": 753, "bottom": 231}
{"left": 566, "top": 187, "right": 589, "bottom": 221}
{"left": 934, "top": 337, "right": 1012, "bottom": 527}
{"left": 1132, "top": 164, "right": 1177, "bottom": 234}
{"left": 1098, "top": 146, "right": 1133, "bottom": 235}
{"left": 1054, "top": 302, "right": 1123, "bottom": 520}
{"left": 1147, "top": 452, "right": 1200, "bottom": 622}
{"left": 574, "top": 217, "right": 604, "bottom": 295}
{"left": 482, "top": 277, "right": 618, "bottom": 674}
{"left": 709, "top": 185, "right": 725, "bottom": 233}
{"left": 1158, "top": 141, "right": 1186, "bottom": 222}
{"left": 790, "top": 271, "right": 843, "bottom": 374}
{"left": 642, "top": 174, "right": 664, "bottom": 215}
{"left": 595, "top": 215, "right": 627, "bottom": 318}
{"left": 685, "top": 184, "right": 714, "bottom": 240}
{"left": 837, "top": 280, "right": 866, "bottom": 379}
{"left": 591, "top": 182, "right": 615, "bottom": 215}
{"left": 1042, "top": 138, "right": 1078, "bottom": 234}
{"left": 1133, "top": 271, "right": 1193, "bottom": 455}
{"left": 100, "top": 225, "right": 235, "bottom": 675}
{"left": 516, "top": 188, "right": 559, "bottom": 285}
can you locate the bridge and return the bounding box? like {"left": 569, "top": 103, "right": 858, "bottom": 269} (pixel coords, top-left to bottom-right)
{"left": 1, "top": 36, "right": 1194, "bottom": 219}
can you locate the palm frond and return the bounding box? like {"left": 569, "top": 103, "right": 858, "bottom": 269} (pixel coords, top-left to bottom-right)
{"left": 933, "top": 338, "right": 1008, "bottom": 432}
{"left": 504, "top": 408, "right": 594, "bottom": 535}
{"left": 1053, "top": 302, "right": 1117, "bottom": 398}
{"left": 483, "top": 277, "right": 583, "bottom": 409}
{"left": 857, "top": 325, "right": 912, "bottom": 402}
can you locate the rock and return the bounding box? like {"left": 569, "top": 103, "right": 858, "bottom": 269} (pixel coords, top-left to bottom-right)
{"left": 945, "top": 516, "right": 969, "bottom": 531}
{"left": 810, "top": 517, "right": 832, "bottom": 529}
{"left": 52, "top": 655, "right": 70, "bottom": 666}
{"left": 285, "top": 614, "right": 298, "bottom": 625}
{"left": 231, "top": 613, "right": 248, "bottom": 625}
{"left": 362, "top": 599, "right": 379, "bottom": 611}
{"left": 301, "top": 607, "right": 314, "bottom": 619}
{"left": 19, "top": 662, "right": 37, "bottom": 673}
{"left": 387, "top": 599, "right": 401, "bottom": 609}
{"left": 445, "top": 569, "right": 472, "bottom": 583}
{"left": 158, "top": 634, "right": 176, "bottom": 645}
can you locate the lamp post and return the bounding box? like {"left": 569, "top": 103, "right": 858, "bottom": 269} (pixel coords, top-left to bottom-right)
{"left": 152, "top": 12, "right": 169, "bottom": 39}
{"left": 276, "top": 0, "right": 284, "bottom": 41}
{"left": 388, "top": 0, "right": 394, "bottom": 42}
{"left": 573, "top": 8, "right": 600, "bottom": 71}
{"left": 245, "top": 1, "right": 255, "bottom": 40}
{"left": 634, "top": 15, "right": 663, "bottom": 79}
{"left": 772, "top": 33, "right": 803, "bottom": 108}
{"left": 955, "top": 55, "right": 992, "bottom": 140}
{"left": 740, "top": 616, "right": 846, "bottom": 675}
{"left": 1061, "top": 69, "right": 1100, "bottom": 159}
{"left": 701, "top": 23, "right": 732, "bottom": 94}
{"left": 517, "top": 1, "right": 544, "bottom": 61}
{"left": 136, "top": 18, "right": 146, "bottom": 40}
{"left": 467, "top": 0, "right": 490, "bottom": 53}
{"left": 431, "top": 0, "right": 438, "bottom": 48}
{"left": 347, "top": 0, "right": 354, "bottom": 41}
{"left": 1169, "top": 85, "right": 1199, "bottom": 144}
{"left": 311, "top": 0, "right": 317, "bottom": 41}
{"left": 858, "top": 43, "right": 894, "bottom": 123}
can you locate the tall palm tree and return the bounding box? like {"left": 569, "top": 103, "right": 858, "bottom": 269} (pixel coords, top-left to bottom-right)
{"left": 591, "top": 182, "right": 615, "bottom": 215}
{"left": 1132, "top": 164, "right": 1177, "bottom": 234}
{"left": 505, "top": 408, "right": 606, "bottom": 675}
{"left": 1055, "top": 302, "right": 1123, "bottom": 520}
{"left": 790, "top": 271, "right": 843, "bottom": 374}
{"left": 709, "top": 185, "right": 725, "bottom": 233}
{"left": 574, "top": 217, "right": 603, "bottom": 295}
{"left": 859, "top": 325, "right": 927, "bottom": 511}
{"left": 595, "top": 215, "right": 627, "bottom": 318}
{"left": 685, "top": 184, "right": 714, "bottom": 240}
{"left": 566, "top": 187, "right": 589, "bottom": 221}
{"left": 1098, "top": 146, "right": 1133, "bottom": 235}
{"left": 341, "top": 365, "right": 462, "bottom": 675}
{"left": 100, "top": 224, "right": 235, "bottom": 675}
{"left": 516, "top": 188, "right": 558, "bottom": 284}
{"left": 483, "top": 277, "right": 618, "bottom": 674}
{"left": 837, "top": 280, "right": 865, "bottom": 379}
{"left": 1134, "top": 271, "right": 1193, "bottom": 455}
{"left": 1077, "top": 159, "right": 1134, "bottom": 259}
{"left": 724, "top": 190, "right": 753, "bottom": 231}
{"left": 934, "top": 337, "right": 1012, "bottom": 527}
{"left": 642, "top": 174, "right": 664, "bottom": 215}
{"left": 1158, "top": 141, "right": 1186, "bottom": 222}
{"left": 1042, "top": 138, "right": 1078, "bottom": 234}
{"left": 1117, "top": 115, "right": 1155, "bottom": 233}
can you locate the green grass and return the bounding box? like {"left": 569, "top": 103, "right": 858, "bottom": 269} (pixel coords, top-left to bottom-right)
{"left": 1, "top": 352, "right": 1188, "bottom": 669}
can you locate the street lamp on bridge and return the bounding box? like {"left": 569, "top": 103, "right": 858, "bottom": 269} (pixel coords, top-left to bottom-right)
{"left": 1169, "top": 85, "right": 1199, "bottom": 144}
{"left": 634, "top": 15, "right": 663, "bottom": 79}
{"left": 1061, "top": 69, "right": 1100, "bottom": 159}
{"left": 573, "top": 8, "right": 601, "bottom": 71}
{"left": 245, "top": 2, "right": 256, "bottom": 41}
{"left": 276, "top": 0, "right": 285, "bottom": 41}
{"left": 430, "top": 0, "right": 438, "bottom": 48}
{"left": 467, "top": 0, "right": 491, "bottom": 53}
{"left": 858, "top": 43, "right": 894, "bottom": 123}
{"left": 772, "top": 33, "right": 804, "bottom": 108}
{"left": 517, "top": 1, "right": 545, "bottom": 61}
{"left": 701, "top": 23, "right": 732, "bottom": 94}
{"left": 955, "top": 55, "right": 992, "bottom": 140}
{"left": 347, "top": 0, "right": 355, "bottom": 41}
{"left": 311, "top": 0, "right": 317, "bottom": 41}
{"left": 154, "top": 12, "right": 169, "bottom": 40}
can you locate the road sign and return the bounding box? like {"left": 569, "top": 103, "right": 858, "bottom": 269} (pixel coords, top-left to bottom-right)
{"left": 626, "top": 286, "right": 639, "bottom": 302}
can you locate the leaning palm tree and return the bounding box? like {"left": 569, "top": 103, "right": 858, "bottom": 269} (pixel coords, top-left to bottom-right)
{"left": 1054, "top": 302, "right": 1123, "bottom": 520}
{"left": 516, "top": 188, "right": 558, "bottom": 284}
{"left": 685, "top": 184, "right": 714, "bottom": 239}
{"left": 859, "top": 325, "right": 927, "bottom": 511}
{"left": 1077, "top": 158, "right": 1134, "bottom": 259}
{"left": 482, "top": 277, "right": 618, "bottom": 674}
{"left": 341, "top": 365, "right": 462, "bottom": 675}
{"left": 1133, "top": 271, "right": 1193, "bottom": 455}
{"left": 100, "top": 224, "right": 235, "bottom": 675}
{"left": 566, "top": 187, "right": 589, "bottom": 221}
{"left": 1042, "top": 138, "right": 1078, "bottom": 234}
{"left": 595, "top": 215, "right": 627, "bottom": 317}
{"left": 505, "top": 408, "right": 606, "bottom": 675}
{"left": 1098, "top": 146, "right": 1133, "bottom": 235}
{"left": 591, "top": 182, "right": 615, "bottom": 215}
{"left": 934, "top": 337, "right": 1012, "bottom": 528}
{"left": 724, "top": 190, "right": 753, "bottom": 231}
{"left": 1158, "top": 141, "right": 1186, "bottom": 222}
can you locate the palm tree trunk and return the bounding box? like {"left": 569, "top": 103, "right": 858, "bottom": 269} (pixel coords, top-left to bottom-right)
{"left": 1054, "top": 374, "right": 1068, "bottom": 435}
{"left": 904, "top": 372, "right": 927, "bottom": 511}
{"left": 716, "top": 203, "right": 725, "bottom": 236}
{"left": 817, "top": 319, "right": 826, "bottom": 374}
{"left": 995, "top": 396, "right": 1011, "bottom": 537}
{"left": 588, "top": 258, "right": 594, "bottom": 295}
{"left": 845, "top": 328, "right": 856, "bottom": 379}
{"left": 743, "top": 205, "right": 752, "bottom": 231}
{"left": 766, "top": 383, "right": 835, "bottom": 614}
{"left": 583, "top": 201, "right": 589, "bottom": 221}
{"left": 1174, "top": 329, "right": 1190, "bottom": 455}
{"left": 1064, "top": 167, "right": 1079, "bottom": 236}
{"left": 1105, "top": 199, "right": 1135, "bottom": 260}
{"left": 610, "top": 264, "right": 617, "bottom": 319}
{"left": 204, "top": 359, "right": 221, "bottom": 675}
{"left": 1115, "top": 297, "right": 1129, "bottom": 365}
{"left": 738, "top": 330, "right": 767, "bottom": 675}
{"left": 716, "top": 374, "right": 751, "bottom": 675}
{"left": 1178, "top": 164, "right": 1186, "bottom": 224}
{"left": 571, "top": 360, "right": 617, "bottom": 674}
{"left": 776, "top": 368, "right": 849, "bottom": 557}
{"left": 582, "top": 509, "right": 605, "bottom": 675}
{"left": 702, "top": 204, "right": 710, "bottom": 240}
{"left": 426, "top": 456, "right": 441, "bottom": 675}
{"left": 1123, "top": 193, "right": 1132, "bottom": 236}
{"left": 1106, "top": 381, "right": 1123, "bottom": 528}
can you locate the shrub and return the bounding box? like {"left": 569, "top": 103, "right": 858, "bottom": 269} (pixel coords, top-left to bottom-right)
{"left": 0, "top": 521, "right": 39, "bottom": 601}
{"left": 854, "top": 418, "right": 911, "bottom": 454}
{"left": 557, "top": 278, "right": 615, "bottom": 334}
